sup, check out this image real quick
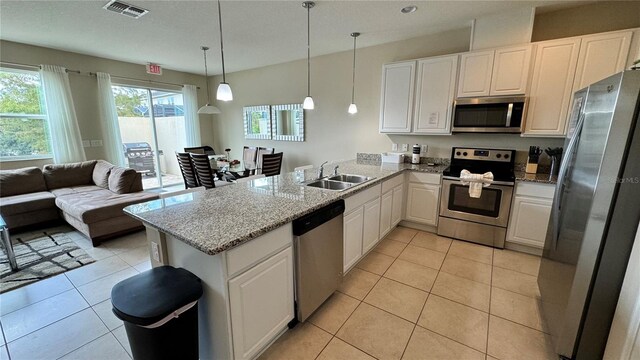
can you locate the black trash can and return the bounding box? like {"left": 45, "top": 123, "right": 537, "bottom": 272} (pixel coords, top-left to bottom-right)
{"left": 111, "top": 266, "right": 203, "bottom": 360}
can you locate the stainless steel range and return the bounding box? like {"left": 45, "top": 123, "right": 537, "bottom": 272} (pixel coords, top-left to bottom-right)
{"left": 437, "top": 147, "right": 516, "bottom": 248}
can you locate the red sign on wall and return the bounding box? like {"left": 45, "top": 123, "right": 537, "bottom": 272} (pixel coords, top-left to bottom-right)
{"left": 146, "top": 63, "right": 162, "bottom": 75}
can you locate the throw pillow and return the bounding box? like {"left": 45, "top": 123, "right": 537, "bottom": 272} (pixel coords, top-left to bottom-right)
{"left": 108, "top": 167, "right": 139, "bottom": 194}
{"left": 92, "top": 160, "right": 114, "bottom": 189}
{"left": 42, "top": 160, "right": 97, "bottom": 190}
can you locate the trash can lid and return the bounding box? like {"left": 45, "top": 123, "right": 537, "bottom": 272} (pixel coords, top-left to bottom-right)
{"left": 111, "top": 266, "right": 203, "bottom": 326}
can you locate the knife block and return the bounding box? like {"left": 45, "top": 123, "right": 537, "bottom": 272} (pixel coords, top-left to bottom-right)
{"left": 526, "top": 157, "right": 538, "bottom": 174}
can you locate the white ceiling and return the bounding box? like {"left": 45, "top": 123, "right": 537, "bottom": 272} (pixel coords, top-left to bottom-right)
{"left": 1, "top": 0, "right": 586, "bottom": 76}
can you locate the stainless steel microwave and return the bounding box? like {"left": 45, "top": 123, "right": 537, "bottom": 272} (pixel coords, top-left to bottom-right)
{"left": 452, "top": 97, "right": 527, "bottom": 133}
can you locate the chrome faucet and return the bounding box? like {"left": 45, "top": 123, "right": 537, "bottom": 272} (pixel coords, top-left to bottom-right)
{"left": 332, "top": 165, "right": 339, "bottom": 176}
{"left": 317, "top": 161, "right": 329, "bottom": 179}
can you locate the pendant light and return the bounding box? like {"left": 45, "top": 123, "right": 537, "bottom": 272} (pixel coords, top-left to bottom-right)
{"left": 197, "top": 46, "right": 221, "bottom": 114}
{"left": 215, "top": 0, "right": 233, "bottom": 101}
{"left": 302, "top": 1, "right": 315, "bottom": 110}
{"left": 348, "top": 32, "right": 360, "bottom": 114}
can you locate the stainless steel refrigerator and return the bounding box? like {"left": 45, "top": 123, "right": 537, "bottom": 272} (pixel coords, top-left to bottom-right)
{"left": 538, "top": 70, "right": 640, "bottom": 360}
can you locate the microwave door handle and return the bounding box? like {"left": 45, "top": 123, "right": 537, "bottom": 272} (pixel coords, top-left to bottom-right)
{"left": 505, "top": 103, "right": 514, "bottom": 127}
{"left": 551, "top": 112, "right": 585, "bottom": 250}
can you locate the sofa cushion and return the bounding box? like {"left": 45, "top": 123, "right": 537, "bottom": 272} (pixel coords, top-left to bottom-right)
{"left": 108, "top": 167, "right": 141, "bottom": 194}
{"left": 0, "top": 191, "right": 56, "bottom": 216}
{"left": 55, "top": 189, "right": 158, "bottom": 224}
{"left": 93, "top": 160, "right": 114, "bottom": 189}
{"left": 49, "top": 185, "right": 103, "bottom": 197}
{"left": 0, "top": 167, "right": 48, "bottom": 197}
{"left": 43, "top": 161, "right": 97, "bottom": 190}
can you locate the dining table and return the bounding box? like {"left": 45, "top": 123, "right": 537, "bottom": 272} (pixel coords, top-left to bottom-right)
{"left": 208, "top": 155, "right": 258, "bottom": 181}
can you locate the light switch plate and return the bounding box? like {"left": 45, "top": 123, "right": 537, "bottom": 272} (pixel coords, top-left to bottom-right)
{"left": 90, "top": 140, "right": 103, "bottom": 147}
{"left": 421, "top": 145, "right": 428, "bottom": 154}
{"left": 391, "top": 143, "right": 398, "bottom": 151}
{"left": 151, "top": 241, "right": 160, "bottom": 262}
{"left": 401, "top": 144, "right": 409, "bottom": 152}
{"left": 82, "top": 140, "right": 91, "bottom": 148}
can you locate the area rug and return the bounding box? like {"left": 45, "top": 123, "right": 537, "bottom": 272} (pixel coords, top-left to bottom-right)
{"left": 1, "top": 231, "right": 95, "bottom": 293}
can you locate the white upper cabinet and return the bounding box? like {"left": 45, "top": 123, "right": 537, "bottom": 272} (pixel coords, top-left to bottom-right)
{"left": 457, "top": 46, "right": 532, "bottom": 98}
{"left": 524, "top": 38, "right": 581, "bottom": 136}
{"left": 572, "top": 31, "right": 632, "bottom": 92}
{"left": 413, "top": 55, "right": 459, "bottom": 134}
{"left": 490, "top": 45, "right": 532, "bottom": 96}
{"left": 457, "top": 50, "right": 494, "bottom": 97}
{"left": 379, "top": 61, "right": 416, "bottom": 133}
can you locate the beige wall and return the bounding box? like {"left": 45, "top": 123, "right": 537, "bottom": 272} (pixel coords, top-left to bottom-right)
{"left": 210, "top": 27, "right": 564, "bottom": 171}
{"left": 532, "top": 1, "right": 640, "bottom": 42}
{"left": 0, "top": 40, "right": 213, "bottom": 170}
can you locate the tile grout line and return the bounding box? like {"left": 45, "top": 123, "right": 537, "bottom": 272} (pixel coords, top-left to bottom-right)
{"left": 487, "top": 249, "right": 495, "bottom": 357}
{"left": 0, "top": 321, "right": 11, "bottom": 360}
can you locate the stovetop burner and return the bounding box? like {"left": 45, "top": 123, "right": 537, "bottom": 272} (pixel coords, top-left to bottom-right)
{"left": 442, "top": 147, "right": 516, "bottom": 183}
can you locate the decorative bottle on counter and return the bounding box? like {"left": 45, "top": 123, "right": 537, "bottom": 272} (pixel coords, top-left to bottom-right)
{"left": 412, "top": 144, "right": 420, "bottom": 164}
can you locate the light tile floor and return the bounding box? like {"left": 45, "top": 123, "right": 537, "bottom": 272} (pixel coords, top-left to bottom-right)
{"left": 259, "top": 226, "right": 555, "bottom": 360}
{"left": 0, "top": 225, "right": 553, "bottom": 360}
{"left": 0, "top": 226, "right": 148, "bottom": 360}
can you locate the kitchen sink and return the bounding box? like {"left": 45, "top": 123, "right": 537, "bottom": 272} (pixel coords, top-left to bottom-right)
{"left": 306, "top": 180, "right": 353, "bottom": 191}
{"left": 327, "top": 174, "right": 374, "bottom": 184}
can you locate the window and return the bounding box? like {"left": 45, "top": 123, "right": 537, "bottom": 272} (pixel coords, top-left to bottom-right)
{"left": 0, "top": 67, "right": 52, "bottom": 160}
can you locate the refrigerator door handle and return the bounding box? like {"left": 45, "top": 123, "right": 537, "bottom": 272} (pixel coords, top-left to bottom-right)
{"left": 551, "top": 113, "right": 586, "bottom": 249}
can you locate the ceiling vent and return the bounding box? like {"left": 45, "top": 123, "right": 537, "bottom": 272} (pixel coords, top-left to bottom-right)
{"left": 103, "top": 0, "right": 149, "bottom": 19}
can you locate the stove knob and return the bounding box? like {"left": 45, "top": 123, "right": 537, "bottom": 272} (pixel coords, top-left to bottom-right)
{"left": 456, "top": 151, "right": 461, "bottom": 156}
{"left": 463, "top": 152, "right": 468, "bottom": 156}
{"left": 496, "top": 154, "right": 502, "bottom": 159}
{"left": 504, "top": 154, "right": 510, "bottom": 159}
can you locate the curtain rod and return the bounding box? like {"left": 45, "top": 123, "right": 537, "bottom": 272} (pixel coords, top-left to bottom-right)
{"left": 1, "top": 61, "right": 199, "bottom": 89}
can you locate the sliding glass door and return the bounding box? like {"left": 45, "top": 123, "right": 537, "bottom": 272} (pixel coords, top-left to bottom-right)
{"left": 112, "top": 85, "right": 186, "bottom": 189}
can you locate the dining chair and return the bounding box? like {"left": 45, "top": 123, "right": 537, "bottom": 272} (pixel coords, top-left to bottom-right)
{"left": 175, "top": 152, "right": 200, "bottom": 189}
{"left": 256, "top": 147, "right": 275, "bottom": 170}
{"left": 260, "top": 152, "right": 283, "bottom": 177}
{"left": 184, "top": 146, "right": 216, "bottom": 155}
{"left": 190, "top": 153, "right": 220, "bottom": 189}
{"left": 243, "top": 146, "right": 258, "bottom": 165}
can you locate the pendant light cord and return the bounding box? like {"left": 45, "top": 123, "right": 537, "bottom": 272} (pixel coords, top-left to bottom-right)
{"left": 351, "top": 35, "right": 357, "bottom": 104}
{"left": 203, "top": 48, "right": 211, "bottom": 101}
{"left": 218, "top": 0, "right": 226, "bottom": 83}
{"left": 306, "top": 3, "right": 311, "bottom": 97}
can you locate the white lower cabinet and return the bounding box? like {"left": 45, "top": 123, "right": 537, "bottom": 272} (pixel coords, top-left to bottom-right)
{"left": 228, "top": 246, "right": 294, "bottom": 360}
{"left": 405, "top": 183, "right": 440, "bottom": 226}
{"left": 379, "top": 190, "right": 393, "bottom": 237}
{"left": 343, "top": 207, "right": 365, "bottom": 272}
{"left": 391, "top": 185, "right": 404, "bottom": 227}
{"left": 362, "top": 198, "right": 382, "bottom": 253}
{"left": 507, "top": 182, "right": 555, "bottom": 249}
{"left": 343, "top": 184, "right": 382, "bottom": 273}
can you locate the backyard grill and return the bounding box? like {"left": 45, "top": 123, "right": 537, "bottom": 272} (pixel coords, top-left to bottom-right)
{"left": 123, "top": 142, "right": 156, "bottom": 176}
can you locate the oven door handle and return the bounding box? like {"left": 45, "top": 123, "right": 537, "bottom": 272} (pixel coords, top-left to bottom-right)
{"left": 442, "top": 176, "right": 514, "bottom": 187}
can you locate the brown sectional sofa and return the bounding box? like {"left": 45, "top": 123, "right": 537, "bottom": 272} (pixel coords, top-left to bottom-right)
{"left": 0, "top": 160, "right": 158, "bottom": 246}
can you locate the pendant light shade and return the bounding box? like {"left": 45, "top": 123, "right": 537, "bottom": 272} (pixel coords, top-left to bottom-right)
{"left": 197, "top": 46, "right": 221, "bottom": 114}
{"left": 303, "top": 96, "right": 315, "bottom": 110}
{"left": 216, "top": 0, "right": 233, "bottom": 102}
{"left": 302, "top": 1, "right": 315, "bottom": 110}
{"left": 217, "top": 82, "right": 233, "bottom": 101}
{"left": 348, "top": 32, "right": 360, "bottom": 115}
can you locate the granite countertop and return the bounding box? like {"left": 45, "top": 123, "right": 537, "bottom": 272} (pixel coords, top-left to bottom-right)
{"left": 515, "top": 171, "right": 558, "bottom": 184}
{"left": 124, "top": 160, "right": 448, "bottom": 256}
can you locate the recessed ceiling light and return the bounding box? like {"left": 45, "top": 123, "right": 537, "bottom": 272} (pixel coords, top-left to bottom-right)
{"left": 401, "top": 5, "right": 417, "bottom": 14}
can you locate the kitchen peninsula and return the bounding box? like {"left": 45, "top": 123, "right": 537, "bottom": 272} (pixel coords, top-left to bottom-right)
{"left": 123, "top": 157, "right": 554, "bottom": 359}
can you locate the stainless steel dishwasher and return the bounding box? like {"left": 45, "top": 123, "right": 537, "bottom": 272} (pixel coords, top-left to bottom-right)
{"left": 292, "top": 200, "right": 345, "bottom": 322}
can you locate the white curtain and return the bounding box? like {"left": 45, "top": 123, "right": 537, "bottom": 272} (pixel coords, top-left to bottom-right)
{"left": 96, "top": 72, "right": 125, "bottom": 166}
{"left": 39, "top": 64, "right": 86, "bottom": 163}
{"left": 183, "top": 84, "right": 201, "bottom": 147}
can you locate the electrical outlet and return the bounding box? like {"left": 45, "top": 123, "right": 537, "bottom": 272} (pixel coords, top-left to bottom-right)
{"left": 391, "top": 143, "right": 398, "bottom": 151}
{"left": 421, "top": 145, "right": 428, "bottom": 154}
{"left": 151, "top": 241, "right": 160, "bottom": 262}
{"left": 90, "top": 140, "right": 103, "bottom": 147}
{"left": 401, "top": 144, "right": 408, "bottom": 152}
{"left": 82, "top": 140, "right": 91, "bottom": 148}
